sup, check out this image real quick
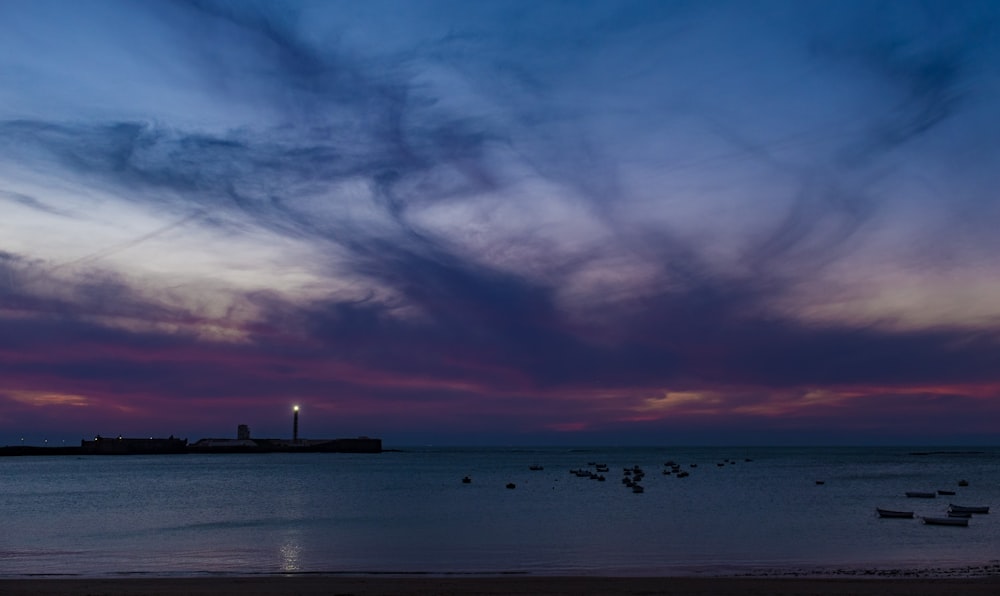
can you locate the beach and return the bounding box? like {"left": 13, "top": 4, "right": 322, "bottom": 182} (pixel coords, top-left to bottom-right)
{"left": 1, "top": 575, "right": 1000, "bottom": 596}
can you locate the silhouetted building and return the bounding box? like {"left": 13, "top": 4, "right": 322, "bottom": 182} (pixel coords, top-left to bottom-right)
{"left": 237, "top": 424, "right": 250, "bottom": 440}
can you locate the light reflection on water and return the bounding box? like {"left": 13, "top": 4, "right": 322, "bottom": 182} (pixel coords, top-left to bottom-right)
{"left": 279, "top": 537, "right": 302, "bottom": 572}
{"left": 0, "top": 447, "right": 997, "bottom": 577}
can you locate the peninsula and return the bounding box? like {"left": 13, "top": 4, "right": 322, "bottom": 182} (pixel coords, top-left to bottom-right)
{"left": 1, "top": 410, "right": 382, "bottom": 456}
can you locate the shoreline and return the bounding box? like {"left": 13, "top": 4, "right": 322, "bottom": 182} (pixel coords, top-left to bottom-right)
{"left": 1, "top": 575, "right": 999, "bottom": 596}
{"left": 4, "top": 560, "right": 999, "bottom": 580}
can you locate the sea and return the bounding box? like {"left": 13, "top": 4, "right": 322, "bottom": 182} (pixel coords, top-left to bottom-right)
{"left": 1, "top": 446, "right": 998, "bottom": 578}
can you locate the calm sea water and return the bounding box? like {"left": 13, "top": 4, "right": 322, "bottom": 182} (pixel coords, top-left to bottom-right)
{"left": 1, "top": 446, "right": 998, "bottom": 577}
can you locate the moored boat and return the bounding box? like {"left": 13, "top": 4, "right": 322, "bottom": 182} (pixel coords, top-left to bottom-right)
{"left": 949, "top": 504, "right": 989, "bottom": 514}
{"left": 876, "top": 508, "right": 914, "bottom": 518}
{"left": 937, "top": 490, "right": 956, "bottom": 496}
{"left": 948, "top": 511, "right": 972, "bottom": 518}
{"left": 905, "top": 491, "right": 936, "bottom": 498}
{"left": 922, "top": 516, "right": 969, "bottom": 527}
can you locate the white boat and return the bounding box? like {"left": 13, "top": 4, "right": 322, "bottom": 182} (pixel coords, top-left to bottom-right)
{"left": 922, "top": 516, "right": 968, "bottom": 527}
{"left": 949, "top": 504, "right": 989, "bottom": 514}
{"left": 876, "top": 508, "right": 914, "bottom": 518}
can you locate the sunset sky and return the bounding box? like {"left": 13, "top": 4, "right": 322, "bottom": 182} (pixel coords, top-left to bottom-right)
{"left": 2, "top": 0, "right": 999, "bottom": 446}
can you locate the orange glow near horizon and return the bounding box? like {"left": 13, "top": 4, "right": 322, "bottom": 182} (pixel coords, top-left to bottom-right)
{"left": 5, "top": 390, "right": 90, "bottom": 408}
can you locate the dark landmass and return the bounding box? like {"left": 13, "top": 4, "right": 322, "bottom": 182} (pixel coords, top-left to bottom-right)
{"left": 0, "top": 435, "right": 381, "bottom": 456}
{"left": 909, "top": 451, "right": 986, "bottom": 456}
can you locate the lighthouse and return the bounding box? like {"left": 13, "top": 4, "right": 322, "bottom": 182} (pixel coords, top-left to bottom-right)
{"left": 293, "top": 405, "right": 299, "bottom": 443}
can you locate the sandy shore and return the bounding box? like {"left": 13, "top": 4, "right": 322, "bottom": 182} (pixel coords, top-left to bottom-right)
{"left": 1, "top": 575, "right": 999, "bottom": 596}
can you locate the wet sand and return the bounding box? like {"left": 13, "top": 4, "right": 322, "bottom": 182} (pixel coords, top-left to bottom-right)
{"left": 1, "top": 575, "right": 998, "bottom": 596}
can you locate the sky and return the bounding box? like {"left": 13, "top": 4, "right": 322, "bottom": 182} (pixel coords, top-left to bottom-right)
{"left": 2, "top": 0, "right": 1000, "bottom": 446}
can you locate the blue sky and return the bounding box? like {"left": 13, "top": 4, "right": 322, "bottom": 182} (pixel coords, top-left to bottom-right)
{"left": 2, "top": 0, "right": 1000, "bottom": 445}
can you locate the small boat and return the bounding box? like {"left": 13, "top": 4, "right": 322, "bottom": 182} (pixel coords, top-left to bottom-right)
{"left": 937, "top": 490, "right": 956, "bottom": 496}
{"left": 505, "top": 482, "right": 516, "bottom": 489}
{"left": 632, "top": 484, "right": 644, "bottom": 493}
{"left": 958, "top": 479, "right": 969, "bottom": 487}
{"left": 905, "top": 491, "right": 936, "bottom": 498}
{"left": 528, "top": 465, "right": 543, "bottom": 471}
{"left": 676, "top": 471, "right": 689, "bottom": 478}
{"left": 922, "top": 516, "right": 968, "bottom": 527}
{"left": 948, "top": 511, "right": 972, "bottom": 518}
{"left": 461, "top": 476, "right": 472, "bottom": 484}
{"left": 815, "top": 480, "right": 825, "bottom": 485}
{"left": 949, "top": 504, "right": 989, "bottom": 514}
{"left": 876, "top": 508, "right": 914, "bottom": 518}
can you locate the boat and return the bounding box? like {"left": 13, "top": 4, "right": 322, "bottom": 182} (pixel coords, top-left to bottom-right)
{"left": 958, "top": 479, "right": 969, "bottom": 487}
{"left": 632, "top": 484, "right": 644, "bottom": 493}
{"left": 949, "top": 504, "right": 989, "bottom": 514}
{"left": 528, "top": 465, "right": 543, "bottom": 471}
{"left": 905, "top": 491, "right": 936, "bottom": 498}
{"left": 948, "top": 511, "right": 972, "bottom": 518}
{"left": 876, "top": 508, "right": 914, "bottom": 518}
{"left": 505, "top": 482, "right": 516, "bottom": 489}
{"left": 461, "top": 476, "right": 472, "bottom": 484}
{"left": 937, "top": 490, "right": 956, "bottom": 496}
{"left": 922, "top": 516, "right": 969, "bottom": 527}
